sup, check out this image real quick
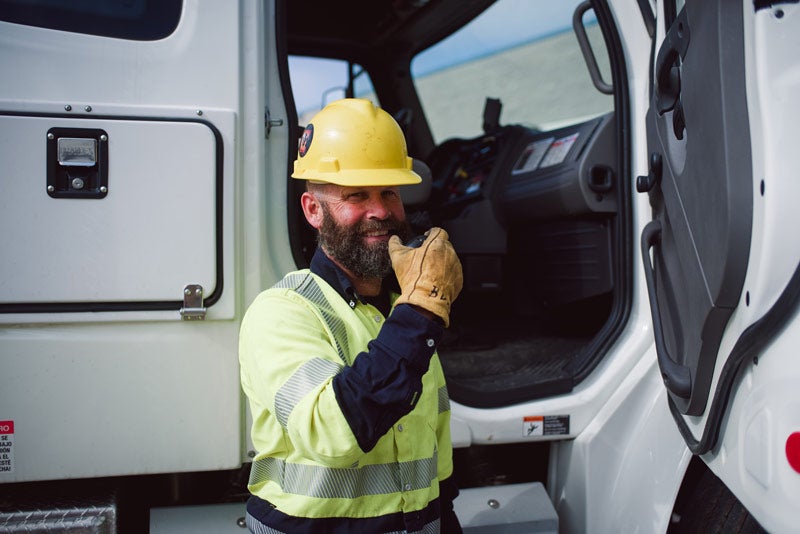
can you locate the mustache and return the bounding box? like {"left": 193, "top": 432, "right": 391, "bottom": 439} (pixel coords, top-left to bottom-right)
{"left": 356, "top": 217, "right": 404, "bottom": 236}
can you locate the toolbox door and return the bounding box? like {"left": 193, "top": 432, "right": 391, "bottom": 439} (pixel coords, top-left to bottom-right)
{"left": 0, "top": 114, "right": 221, "bottom": 315}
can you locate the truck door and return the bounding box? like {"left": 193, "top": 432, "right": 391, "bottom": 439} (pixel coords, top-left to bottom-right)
{"left": 641, "top": 0, "right": 753, "bottom": 417}
{"left": 642, "top": 0, "right": 800, "bottom": 529}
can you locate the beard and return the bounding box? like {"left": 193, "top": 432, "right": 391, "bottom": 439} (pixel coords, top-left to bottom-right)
{"left": 317, "top": 203, "right": 412, "bottom": 279}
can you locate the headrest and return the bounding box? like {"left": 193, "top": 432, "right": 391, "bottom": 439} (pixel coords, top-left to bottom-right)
{"left": 401, "top": 159, "right": 432, "bottom": 207}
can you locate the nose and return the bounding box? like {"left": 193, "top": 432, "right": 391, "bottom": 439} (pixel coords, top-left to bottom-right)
{"left": 365, "top": 194, "right": 391, "bottom": 220}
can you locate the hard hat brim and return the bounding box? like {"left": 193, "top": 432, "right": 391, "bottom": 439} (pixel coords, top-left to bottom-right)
{"left": 291, "top": 168, "right": 422, "bottom": 187}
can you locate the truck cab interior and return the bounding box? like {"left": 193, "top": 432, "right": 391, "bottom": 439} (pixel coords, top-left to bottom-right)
{"left": 282, "top": 0, "right": 630, "bottom": 409}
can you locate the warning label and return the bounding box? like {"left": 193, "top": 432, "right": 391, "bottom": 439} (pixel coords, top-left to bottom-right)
{"left": 0, "top": 420, "right": 14, "bottom": 474}
{"left": 512, "top": 137, "right": 554, "bottom": 174}
{"left": 539, "top": 132, "right": 579, "bottom": 168}
{"left": 523, "top": 415, "right": 570, "bottom": 437}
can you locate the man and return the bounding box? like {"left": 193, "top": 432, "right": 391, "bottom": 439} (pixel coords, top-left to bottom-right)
{"left": 239, "top": 98, "right": 464, "bottom": 533}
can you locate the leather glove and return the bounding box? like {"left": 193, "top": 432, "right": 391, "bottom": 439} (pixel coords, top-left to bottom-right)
{"left": 388, "top": 227, "right": 463, "bottom": 327}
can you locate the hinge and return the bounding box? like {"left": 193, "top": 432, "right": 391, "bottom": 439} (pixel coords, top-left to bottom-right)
{"left": 265, "top": 108, "right": 284, "bottom": 139}
{"left": 180, "top": 284, "right": 206, "bottom": 320}
{"left": 754, "top": 0, "right": 799, "bottom": 11}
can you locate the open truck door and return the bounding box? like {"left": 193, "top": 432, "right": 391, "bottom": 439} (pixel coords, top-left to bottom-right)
{"left": 641, "top": 0, "right": 800, "bottom": 529}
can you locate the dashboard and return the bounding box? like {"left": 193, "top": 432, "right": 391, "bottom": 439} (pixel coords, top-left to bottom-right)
{"left": 417, "top": 113, "right": 618, "bottom": 301}
{"left": 425, "top": 112, "right": 618, "bottom": 225}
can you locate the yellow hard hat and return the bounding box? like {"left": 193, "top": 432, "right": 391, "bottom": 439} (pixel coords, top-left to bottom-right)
{"left": 292, "top": 98, "right": 421, "bottom": 186}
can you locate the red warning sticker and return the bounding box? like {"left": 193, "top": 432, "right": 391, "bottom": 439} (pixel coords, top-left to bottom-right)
{"left": 0, "top": 420, "right": 13, "bottom": 474}
{"left": 523, "top": 415, "right": 569, "bottom": 437}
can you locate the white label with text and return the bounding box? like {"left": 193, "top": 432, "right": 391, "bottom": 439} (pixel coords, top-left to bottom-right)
{"left": 0, "top": 420, "right": 14, "bottom": 474}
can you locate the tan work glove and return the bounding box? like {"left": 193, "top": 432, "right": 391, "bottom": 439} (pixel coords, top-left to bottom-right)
{"left": 388, "top": 228, "right": 464, "bottom": 327}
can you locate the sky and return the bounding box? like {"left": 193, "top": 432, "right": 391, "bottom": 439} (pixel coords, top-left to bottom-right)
{"left": 289, "top": 0, "right": 591, "bottom": 114}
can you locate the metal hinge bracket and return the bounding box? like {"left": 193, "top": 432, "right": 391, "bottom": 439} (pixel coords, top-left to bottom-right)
{"left": 180, "top": 284, "right": 206, "bottom": 320}
{"left": 265, "top": 108, "right": 284, "bottom": 139}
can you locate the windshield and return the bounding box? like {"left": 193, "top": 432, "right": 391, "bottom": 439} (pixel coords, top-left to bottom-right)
{"left": 411, "top": 0, "right": 613, "bottom": 143}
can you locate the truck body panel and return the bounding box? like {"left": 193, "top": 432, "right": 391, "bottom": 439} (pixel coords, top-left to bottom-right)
{"left": 1, "top": 0, "right": 798, "bottom": 531}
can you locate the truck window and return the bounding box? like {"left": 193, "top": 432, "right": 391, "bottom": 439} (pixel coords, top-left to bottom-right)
{"left": 289, "top": 56, "right": 378, "bottom": 126}
{"left": 411, "top": 0, "right": 612, "bottom": 144}
{"left": 0, "top": 0, "right": 182, "bottom": 41}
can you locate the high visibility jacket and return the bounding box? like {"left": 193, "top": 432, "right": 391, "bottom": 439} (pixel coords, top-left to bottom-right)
{"left": 239, "top": 267, "right": 453, "bottom": 528}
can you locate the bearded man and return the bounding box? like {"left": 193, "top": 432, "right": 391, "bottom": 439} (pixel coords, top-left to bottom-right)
{"left": 239, "top": 98, "right": 464, "bottom": 533}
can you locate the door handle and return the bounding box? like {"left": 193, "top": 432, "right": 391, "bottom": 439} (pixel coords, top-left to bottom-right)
{"left": 641, "top": 220, "right": 692, "bottom": 399}
{"left": 636, "top": 153, "right": 662, "bottom": 193}
{"left": 46, "top": 128, "right": 109, "bottom": 199}
{"left": 654, "top": 10, "right": 690, "bottom": 115}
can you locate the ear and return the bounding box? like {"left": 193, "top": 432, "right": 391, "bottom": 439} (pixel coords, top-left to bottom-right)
{"left": 301, "top": 191, "right": 324, "bottom": 229}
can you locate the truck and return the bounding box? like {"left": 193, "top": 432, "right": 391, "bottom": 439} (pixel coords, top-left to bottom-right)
{"left": 1, "top": 0, "right": 798, "bottom": 532}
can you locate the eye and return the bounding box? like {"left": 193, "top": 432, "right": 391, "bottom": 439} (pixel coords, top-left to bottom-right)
{"left": 382, "top": 189, "right": 400, "bottom": 200}
{"left": 346, "top": 191, "right": 368, "bottom": 202}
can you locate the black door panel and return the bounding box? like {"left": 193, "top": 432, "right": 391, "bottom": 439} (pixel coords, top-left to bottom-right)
{"left": 643, "top": 0, "right": 752, "bottom": 415}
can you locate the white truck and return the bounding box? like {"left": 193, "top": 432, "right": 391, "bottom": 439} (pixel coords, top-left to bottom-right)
{"left": 1, "top": 0, "right": 798, "bottom": 532}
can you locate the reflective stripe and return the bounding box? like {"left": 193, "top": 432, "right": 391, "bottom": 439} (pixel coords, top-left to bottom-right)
{"left": 271, "top": 272, "right": 352, "bottom": 427}
{"left": 271, "top": 272, "right": 308, "bottom": 291}
{"left": 437, "top": 385, "right": 450, "bottom": 414}
{"left": 274, "top": 358, "right": 343, "bottom": 428}
{"left": 273, "top": 272, "right": 351, "bottom": 365}
{"left": 249, "top": 451, "right": 438, "bottom": 499}
{"left": 245, "top": 512, "right": 284, "bottom": 534}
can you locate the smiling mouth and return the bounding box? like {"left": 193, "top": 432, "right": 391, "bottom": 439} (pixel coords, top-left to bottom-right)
{"left": 361, "top": 230, "right": 395, "bottom": 248}
{"left": 359, "top": 220, "right": 401, "bottom": 242}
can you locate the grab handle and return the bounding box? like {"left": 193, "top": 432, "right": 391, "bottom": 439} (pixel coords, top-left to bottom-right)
{"left": 573, "top": 1, "right": 613, "bottom": 95}
{"left": 640, "top": 221, "right": 692, "bottom": 399}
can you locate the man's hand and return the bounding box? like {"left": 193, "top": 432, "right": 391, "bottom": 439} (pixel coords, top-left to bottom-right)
{"left": 388, "top": 228, "right": 463, "bottom": 327}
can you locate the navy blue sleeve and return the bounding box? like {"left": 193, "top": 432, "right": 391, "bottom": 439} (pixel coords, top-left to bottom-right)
{"left": 439, "top": 476, "right": 463, "bottom": 533}
{"left": 332, "top": 303, "right": 444, "bottom": 452}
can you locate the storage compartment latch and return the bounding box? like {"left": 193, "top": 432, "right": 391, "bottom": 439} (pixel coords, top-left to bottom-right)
{"left": 46, "top": 127, "right": 109, "bottom": 199}
{"left": 180, "top": 284, "right": 206, "bottom": 320}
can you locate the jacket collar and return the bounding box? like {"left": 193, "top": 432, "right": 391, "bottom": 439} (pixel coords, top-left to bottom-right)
{"left": 309, "top": 247, "right": 399, "bottom": 315}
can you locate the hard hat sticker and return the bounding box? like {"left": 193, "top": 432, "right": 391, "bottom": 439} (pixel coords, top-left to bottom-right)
{"left": 298, "top": 124, "right": 314, "bottom": 157}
